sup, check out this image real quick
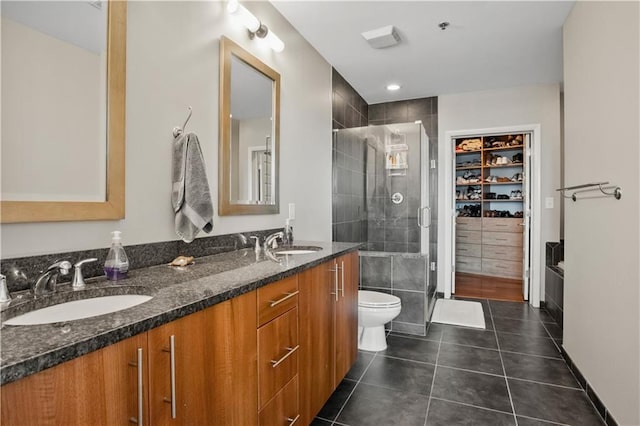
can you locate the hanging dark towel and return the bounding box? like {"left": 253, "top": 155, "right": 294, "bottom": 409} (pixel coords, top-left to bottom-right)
{"left": 172, "top": 132, "right": 213, "bottom": 243}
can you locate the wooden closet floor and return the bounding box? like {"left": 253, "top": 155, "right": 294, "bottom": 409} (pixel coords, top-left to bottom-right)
{"left": 454, "top": 273, "right": 524, "bottom": 302}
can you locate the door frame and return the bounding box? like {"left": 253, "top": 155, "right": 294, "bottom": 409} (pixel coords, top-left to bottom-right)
{"left": 442, "top": 124, "right": 542, "bottom": 308}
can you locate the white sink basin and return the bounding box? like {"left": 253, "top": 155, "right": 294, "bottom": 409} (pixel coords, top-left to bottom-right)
{"left": 274, "top": 246, "right": 322, "bottom": 255}
{"left": 4, "top": 295, "right": 153, "bottom": 326}
{"left": 276, "top": 249, "right": 318, "bottom": 255}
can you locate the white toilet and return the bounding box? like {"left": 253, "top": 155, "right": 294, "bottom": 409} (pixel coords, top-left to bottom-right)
{"left": 357, "top": 290, "right": 402, "bottom": 351}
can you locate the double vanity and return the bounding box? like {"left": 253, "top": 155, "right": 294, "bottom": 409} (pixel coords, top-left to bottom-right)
{"left": 1, "top": 242, "right": 360, "bottom": 426}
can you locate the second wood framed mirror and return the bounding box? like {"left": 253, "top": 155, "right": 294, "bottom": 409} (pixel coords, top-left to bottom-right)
{"left": 219, "top": 36, "right": 280, "bottom": 216}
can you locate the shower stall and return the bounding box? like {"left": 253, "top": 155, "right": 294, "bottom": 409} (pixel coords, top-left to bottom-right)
{"left": 332, "top": 122, "right": 437, "bottom": 336}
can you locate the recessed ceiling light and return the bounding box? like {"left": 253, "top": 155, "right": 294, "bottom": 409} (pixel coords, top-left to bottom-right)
{"left": 386, "top": 84, "right": 401, "bottom": 91}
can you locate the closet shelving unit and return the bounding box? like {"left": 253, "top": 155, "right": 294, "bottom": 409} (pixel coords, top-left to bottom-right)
{"left": 454, "top": 134, "right": 527, "bottom": 289}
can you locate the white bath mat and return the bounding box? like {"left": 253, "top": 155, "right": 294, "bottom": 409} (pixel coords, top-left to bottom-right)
{"left": 431, "top": 299, "right": 486, "bottom": 329}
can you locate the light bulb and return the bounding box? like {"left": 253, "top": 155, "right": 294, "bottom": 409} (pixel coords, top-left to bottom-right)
{"left": 227, "top": 0, "right": 260, "bottom": 33}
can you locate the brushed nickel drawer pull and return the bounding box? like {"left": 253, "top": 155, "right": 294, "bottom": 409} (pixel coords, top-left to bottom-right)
{"left": 340, "top": 260, "right": 345, "bottom": 298}
{"left": 162, "top": 335, "right": 177, "bottom": 419}
{"left": 128, "top": 348, "right": 144, "bottom": 425}
{"left": 496, "top": 238, "right": 507, "bottom": 241}
{"left": 287, "top": 414, "right": 301, "bottom": 425}
{"left": 269, "top": 291, "right": 299, "bottom": 307}
{"left": 271, "top": 345, "right": 300, "bottom": 368}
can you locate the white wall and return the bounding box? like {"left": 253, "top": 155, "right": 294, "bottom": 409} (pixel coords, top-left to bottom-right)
{"left": 437, "top": 84, "right": 562, "bottom": 298}
{"left": 563, "top": 2, "right": 639, "bottom": 424}
{"left": 1, "top": 1, "right": 333, "bottom": 258}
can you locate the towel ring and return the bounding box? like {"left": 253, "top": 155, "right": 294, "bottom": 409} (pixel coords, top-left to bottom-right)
{"left": 173, "top": 106, "right": 193, "bottom": 138}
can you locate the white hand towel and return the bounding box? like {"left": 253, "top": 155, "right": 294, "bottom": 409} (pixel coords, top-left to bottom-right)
{"left": 172, "top": 132, "right": 213, "bottom": 243}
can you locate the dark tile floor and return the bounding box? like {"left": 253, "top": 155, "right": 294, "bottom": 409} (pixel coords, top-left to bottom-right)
{"left": 312, "top": 298, "right": 605, "bottom": 426}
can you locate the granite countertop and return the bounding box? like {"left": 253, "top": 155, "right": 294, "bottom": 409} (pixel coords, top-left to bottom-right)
{"left": 0, "top": 241, "right": 360, "bottom": 385}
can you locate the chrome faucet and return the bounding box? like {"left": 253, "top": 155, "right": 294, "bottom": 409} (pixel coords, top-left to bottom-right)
{"left": 264, "top": 231, "right": 284, "bottom": 250}
{"left": 33, "top": 261, "right": 72, "bottom": 296}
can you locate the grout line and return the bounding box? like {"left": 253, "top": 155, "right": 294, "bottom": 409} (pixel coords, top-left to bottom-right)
{"left": 499, "top": 349, "right": 563, "bottom": 360}
{"left": 496, "top": 329, "right": 559, "bottom": 340}
{"left": 428, "top": 396, "right": 518, "bottom": 419}
{"left": 506, "top": 376, "right": 582, "bottom": 391}
{"left": 331, "top": 350, "right": 378, "bottom": 425}
{"left": 514, "top": 414, "right": 572, "bottom": 426}
{"left": 423, "top": 321, "right": 444, "bottom": 426}
{"left": 487, "top": 300, "right": 519, "bottom": 426}
{"left": 374, "top": 353, "right": 436, "bottom": 368}
{"left": 430, "top": 396, "right": 573, "bottom": 426}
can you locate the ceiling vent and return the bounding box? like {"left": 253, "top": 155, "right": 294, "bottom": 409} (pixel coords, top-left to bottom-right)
{"left": 361, "top": 25, "right": 401, "bottom": 49}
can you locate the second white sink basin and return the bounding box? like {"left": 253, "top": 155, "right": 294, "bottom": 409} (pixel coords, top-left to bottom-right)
{"left": 276, "top": 249, "right": 318, "bottom": 255}
{"left": 274, "top": 246, "right": 322, "bottom": 255}
{"left": 4, "top": 295, "right": 153, "bottom": 326}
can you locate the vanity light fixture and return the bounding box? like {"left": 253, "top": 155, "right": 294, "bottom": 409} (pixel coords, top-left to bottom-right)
{"left": 386, "top": 84, "right": 401, "bottom": 91}
{"left": 227, "top": 0, "right": 285, "bottom": 52}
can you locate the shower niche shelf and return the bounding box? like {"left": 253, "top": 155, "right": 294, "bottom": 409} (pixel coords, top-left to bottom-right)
{"left": 385, "top": 143, "right": 408, "bottom": 176}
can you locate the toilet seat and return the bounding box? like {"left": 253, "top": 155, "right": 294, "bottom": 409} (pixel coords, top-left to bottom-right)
{"left": 358, "top": 290, "right": 401, "bottom": 308}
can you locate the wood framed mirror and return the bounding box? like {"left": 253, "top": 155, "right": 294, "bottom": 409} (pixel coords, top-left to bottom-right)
{"left": 219, "top": 36, "right": 280, "bottom": 215}
{"left": 0, "top": 0, "right": 126, "bottom": 223}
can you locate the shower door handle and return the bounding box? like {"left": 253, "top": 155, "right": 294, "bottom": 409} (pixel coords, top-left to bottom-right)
{"left": 418, "top": 207, "right": 431, "bottom": 228}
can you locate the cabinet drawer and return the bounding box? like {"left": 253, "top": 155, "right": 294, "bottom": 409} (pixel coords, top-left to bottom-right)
{"left": 482, "top": 244, "right": 521, "bottom": 261}
{"left": 258, "top": 275, "right": 298, "bottom": 327}
{"left": 456, "top": 256, "right": 481, "bottom": 273}
{"left": 258, "top": 307, "right": 298, "bottom": 408}
{"left": 482, "top": 259, "right": 523, "bottom": 279}
{"left": 259, "top": 376, "right": 299, "bottom": 426}
{"left": 482, "top": 231, "right": 522, "bottom": 247}
{"left": 482, "top": 218, "right": 523, "bottom": 233}
{"left": 456, "top": 243, "right": 481, "bottom": 258}
{"left": 456, "top": 217, "right": 482, "bottom": 231}
{"left": 456, "top": 230, "right": 482, "bottom": 244}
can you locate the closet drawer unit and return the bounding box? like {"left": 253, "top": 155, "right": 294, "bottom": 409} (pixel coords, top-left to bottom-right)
{"left": 482, "top": 231, "right": 522, "bottom": 247}
{"left": 258, "top": 275, "right": 298, "bottom": 327}
{"left": 456, "top": 243, "right": 481, "bottom": 258}
{"left": 456, "top": 217, "right": 482, "bottom": 231}
{"left": 258, "top": 307, "right": 299, "bottom": 409}
{"left": 455, "top": 256, "right": 482, "bottom": 273}
{"left": 259, "top": 376, "right": 299, "bottom": 426}
{"left": 482, "top": 218, "right": 523, "bottom": 233}
{"left": 482, "top": 244, "right": 521, "bottom": 262}
{"left": 482, "top": 259, "right": 523, "bottom": 279}
{"left": 456, "top": 230, "right": 482, "bottom": 245}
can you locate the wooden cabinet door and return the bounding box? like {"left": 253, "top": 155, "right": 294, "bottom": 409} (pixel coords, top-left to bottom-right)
{"left": 148, "top": 309, "right": 209, "bottom": 425}
{"left": 298, "top": 260, "right": 336, "bottom": 425}
{"left": 148, "top": 291, "right": 258, "bottom": 426}
{"left": 334, "top": 252, "right": 359, "bottom": 385}
{"left": 1, "top": 333, "right": 148, "bottom": 426}
{"left": 205, "top": 290, "right": 258, "bottom": 426}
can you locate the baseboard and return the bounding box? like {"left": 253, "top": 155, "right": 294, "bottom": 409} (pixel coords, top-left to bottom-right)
{"left": 560, "top": 347, "right": 619, "bottom": 426}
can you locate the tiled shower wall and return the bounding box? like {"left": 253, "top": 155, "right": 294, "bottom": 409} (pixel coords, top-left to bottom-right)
{"left": 331, "top": 69, "right": 440, "bottom": 332}
{"left": 360, "top": 251, "right": 429, "bottom": 335}
{"left": 332, "top": 69, "right": 368, "bottom": 243}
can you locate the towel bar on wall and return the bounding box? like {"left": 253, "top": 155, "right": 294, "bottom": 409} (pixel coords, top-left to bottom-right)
{"left": 173, "top": 106, "right": 193, "bottom": 138}
{"left": 556, "top": 182, "right": 622, "bottom": 201}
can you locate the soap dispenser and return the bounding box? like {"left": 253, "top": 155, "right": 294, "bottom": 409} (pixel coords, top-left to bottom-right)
{"left": 104, "top": 231, "right": 129, "bottom": 281}
{"left": 284, "top": 219, "right": 294, "bottom": 246}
